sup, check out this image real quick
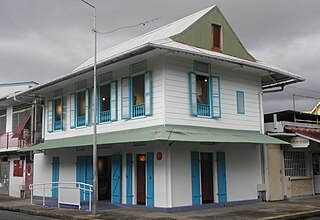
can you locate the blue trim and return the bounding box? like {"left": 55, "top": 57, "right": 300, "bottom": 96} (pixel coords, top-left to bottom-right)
{"left": 191, "top": 151, "right": 200, "bottom": 205}
{"left": 146, "top": 152, "right": 154, "bottom": 207}
{"left": 236, "top": 91, "right": 245, "bottom": 114}
{"left": 126, "top": 153, "right": 133, "bottom": 205}
{"left": 211, "top": 76, "right": 221, "bottom": 118}
{"left": 47, "top": 100, "right": 53, "bottom": 132}
{"left": 217, "top": 152, "right": 227, "bottom": 203}
{"left": 112, "top": 154, "right": 122, "bottom": 204}
{"left": 189, "top": 72, "right": 197, "bottom": 116}
{"left": 121, "top": 78, "right": 131, "bottom": 120}
{"left": 52, "top": 157, "right": 59, "bottom": 198}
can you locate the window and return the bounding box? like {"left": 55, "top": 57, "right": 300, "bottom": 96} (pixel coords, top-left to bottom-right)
{"left": 212, "top": 24, "right": 222, "bottom": 52}
{"left": 189, "top": 61, "right": 221, "bottom": 118}
{"left": 99, "top": 81, "right": 117, "bottom": 123}
{"left": 12, "top": 107, "right": 31, "bottom": 132}
{"left": 121, "top": 61, "right": 152, "bottom": 119}
{"left": 284, "top": 151, "right": 307, "bottom": 177}
{"left": 13, "top": 160, "right": 24, "bottom": 177}
{"left": 236, "top": 91, "right": 245, "bottom": 114}
{"left": 70, "top": 89, "right": 89, "bottom": 129}
{"left": 48, "top": 98, "right": 63, "bottom": 132}
{"left": 0, "top": 109, "right": 6, "bottom": 134}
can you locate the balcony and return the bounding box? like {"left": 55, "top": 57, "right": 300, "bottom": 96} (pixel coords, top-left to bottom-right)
{"left": 197, "top": 104, "right": 210, "bottom": 117}
{"left": 77, "top": 115, "right": 86, "bottom": 127}
{"left": 54, "top": 120, "right": 62, "bottom": 131}
{"left": 132, "top": 104, "right": 145, "bottom": 118}
{"left": 100, "top": 110, "right": 111, "bottom": 123}
{"left": 0, "top": 130, "right": 32, "bottom": 150}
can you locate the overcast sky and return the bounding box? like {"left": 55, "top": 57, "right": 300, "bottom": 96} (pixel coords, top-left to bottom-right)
{"left": 0, "top": 0, "right": 320, "bottom": 113}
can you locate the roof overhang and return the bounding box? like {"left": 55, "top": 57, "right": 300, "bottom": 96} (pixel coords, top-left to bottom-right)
{"left": 286, "top": 128, "right": 320, "bottom": 144}
{"left": 20, "top": 125, "right": 287, "bottom": 152}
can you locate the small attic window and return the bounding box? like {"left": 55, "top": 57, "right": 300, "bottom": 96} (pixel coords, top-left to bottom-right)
{"left": 212, "top": 24, "right": 222, "bottom": 52}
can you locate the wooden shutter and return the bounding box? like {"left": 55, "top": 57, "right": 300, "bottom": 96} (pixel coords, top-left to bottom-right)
{"left": 189, "top": 72, "right": 197, "bottom": 116}
{"left": 85, "top": 89, "right": 89, "bottom": 126}
{"left": 70, "top": 93, "right": 76, "bottom": 128}
{"left": 144, "top": 71, "right": 152, "bottom": 116}
{"left": 121, "top": 78, "right": 131, "bottom": 119}
{"left": 236, "top": 91, "right": 245, "bottom": 114}
{"left": 47, "top": 100, "right": 53, "bottom": 132}
{"left": 110, "top": 81, "right": 118, "bottom": 121}
{"left": 211, "top": 76, "right": 221, "bottom": 118}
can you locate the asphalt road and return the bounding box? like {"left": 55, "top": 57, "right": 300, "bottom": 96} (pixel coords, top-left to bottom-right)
{"left": 0, "top": 210, "right": 57, "bottom": 220}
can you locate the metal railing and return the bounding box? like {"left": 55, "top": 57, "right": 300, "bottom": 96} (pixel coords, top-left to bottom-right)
{"left": 197, "top": 103, "right": 210, "bottom": 117}
{"left": 100, "top": 110, "right": 111, "bottom": 123}
{"left": 29, "top": 181, "right": 93, "bottom": 211}
{"left": 77, "top": 115, "right": 86, "bottom": 127}
{"left": 0, "top": 131, "right": 32, "bottom": 149}
{"left": 132, "top": 104, "right": 145, "bottom": 118}
{"left": 54, "top": 120, "right": 62, "bottom": 130}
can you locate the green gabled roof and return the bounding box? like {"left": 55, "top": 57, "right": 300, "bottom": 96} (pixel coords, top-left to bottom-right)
{"left": 19, "top": 125, "right": 287, "bottom": 152}
{"left": 172, "top": 6, "right": 255, "bottom": 62}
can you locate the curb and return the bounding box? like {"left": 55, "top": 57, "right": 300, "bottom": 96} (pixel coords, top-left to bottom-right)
{"left": 0, "top": 205, "right": 94, "bottom": 220}
{"left": 260, "top": 210, "right": 320, "bottom": 220}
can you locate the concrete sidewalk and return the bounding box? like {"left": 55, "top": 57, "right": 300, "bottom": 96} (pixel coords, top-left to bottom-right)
{"left": 1, "top": 195, "right": 320, "bottom": 219}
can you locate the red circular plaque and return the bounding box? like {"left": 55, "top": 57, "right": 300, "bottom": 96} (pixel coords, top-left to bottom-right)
{"left": 157, "top": 152, "right": 162, "bottom": 160}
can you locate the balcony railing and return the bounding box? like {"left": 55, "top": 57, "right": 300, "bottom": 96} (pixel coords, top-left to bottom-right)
{"left": 197, "top": 103, "right": 210, "bottom": 117}
{"left": 132, "top": 104, "right": 145, "bottom": 118}
{"left": 0, "top": 130, "right": 32, "bottom": 150}
{"left": 100, "top": 110, "right": 111, "bottom": 123}
{"left": 77, "top": 115, "right": 86, "bottom": 127}
{"left": 54, "top": 120, "right": 62, "bottom": 131}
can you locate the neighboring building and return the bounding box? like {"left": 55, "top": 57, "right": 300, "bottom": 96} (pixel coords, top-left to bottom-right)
{"left": 0, "top": 83, "right": 42, "bottom": 198}
{"left": 19, "top": 6, "right": 303, "bottom": 208}
{"left": 265, "top": 111, "right": 320, "bottom": 199}
{"left": 308, "top": 102, "right": 320, "bottom": 115}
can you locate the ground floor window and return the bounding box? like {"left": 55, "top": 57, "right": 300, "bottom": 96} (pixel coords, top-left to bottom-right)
{"left": 284, "top": 151, "right": 307, "bottom": 177}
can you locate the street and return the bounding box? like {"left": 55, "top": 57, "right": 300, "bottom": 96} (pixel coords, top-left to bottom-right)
{"left": 0, "top": 210, "right": 57, "bottom": 220}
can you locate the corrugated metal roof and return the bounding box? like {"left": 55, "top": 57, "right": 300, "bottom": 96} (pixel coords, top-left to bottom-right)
{"left": 19, "top": 124, "right": 287, "bottom": 152}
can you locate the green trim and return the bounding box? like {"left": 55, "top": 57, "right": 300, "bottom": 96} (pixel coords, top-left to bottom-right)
{"left": 20, "top": 125, "right": 288, "bottom": 152}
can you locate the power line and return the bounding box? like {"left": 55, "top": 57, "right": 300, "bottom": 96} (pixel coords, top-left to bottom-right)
{"left": 97, "top": 17, "right": 160, "bottom": 34}
{"left": 287, "top": 85, "right": 320, "bottom": 94}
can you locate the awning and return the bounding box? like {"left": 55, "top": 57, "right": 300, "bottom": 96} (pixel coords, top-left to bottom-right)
{"left": 287, "top": 128, "right": 320, "bottom": 144}
{"left": 19, "top": 125, "right": 288, "bottom": 152}
{"left": 12, "top": 115, "right": 30, "bottom": 138}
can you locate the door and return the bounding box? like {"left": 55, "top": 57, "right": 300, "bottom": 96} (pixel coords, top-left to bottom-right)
{"left": 25, "top": 162, "right": 33, "bottom": 198}
{"left": 267, "top": 145, "right": 284, "bottom": 200}
{"left": 111, "top": 154, "right": 122, "bottom": 204}
{"left": 137, "top": 154, "right": 146, "bottom": 205}
{"left": 216, "top": 152, "right": 227, "bottom": 203}
{"left": 201, "top": 153, "right": 214, "bottom": 203}
{"left": 191, "top": 151, "right": 200, "bottom": 205}
{"left": 76, "top": 156, "right": 93, "bottom": 201}
{"left": 98, "top": 156, "right": 111, "bottom": 200}
{"left": 52, "top": 157, "right": 59, "bottom": 198}
{"left": 0, "top": 162, "right": 9, "bottom": 195}
{"left": 146, "top": 152, "right": 154, "bottom": 207}
{"left": 312, "top": 154, "right": 320, "bottom": 194}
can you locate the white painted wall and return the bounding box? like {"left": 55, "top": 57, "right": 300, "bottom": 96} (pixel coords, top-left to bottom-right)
{"left": 163, "top": 56, "right": 262, "bottom": 131}
{"left": 170, "top": 142, "right": 262, "bottom": 207}
{"left": 8, "top": 157, "right": 25, "bottom": 198}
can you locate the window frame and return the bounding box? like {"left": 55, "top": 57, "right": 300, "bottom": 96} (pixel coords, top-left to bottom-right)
{"left": 284, "top": 151, "right": 308, "bottom": 179}
{"left": 52, "top": 96, "right": 63, "bottom": 132}
{"left": 75, "top": 89, "right": 87, "bottom": 128}
{"left": 211, "top": 24, "right": 222, "bottom": 52}
{"left": 99, "top": 81, "right": 112, "bottom": 124}
{"left": 131, "top": 71, "right": 146, "bottom": 119}
{"left": 236, "top": 91, "right": 245, "bottom": 115}
{"left": 0, "top": 111, "right": 6, "bottom": 134}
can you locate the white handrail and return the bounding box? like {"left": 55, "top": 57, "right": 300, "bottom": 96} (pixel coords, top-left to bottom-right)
{"left": 29, "top": 181, "right": 93, "bottom": 211}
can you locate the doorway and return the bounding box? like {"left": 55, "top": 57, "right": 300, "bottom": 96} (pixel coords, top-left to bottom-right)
{"left": 312, "top": 154, "right": 320, "bottom": 194}
{"left": 137, "top": 154, "right": 146, "bottom": 205}
{"left": 201, "top": 152, "right": 214, "bottom": 203}
{"left": 0, "top": 161, "right": 9, "bottom": 195}
{"left": 98, "top": 156, "right": 111, "bottom": 200}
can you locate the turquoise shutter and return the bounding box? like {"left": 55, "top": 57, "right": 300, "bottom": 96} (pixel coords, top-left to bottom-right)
{"left": 144, "top": 71, "right": 152, "bottom": 116}
{"left": 126, "top": 153, "right": 133, "bottom": 205}
{"left": 70, "top": 93, "right": 76, "bottom": 128}
{"left": 52, "top": 157, "right": 59, "bottom": 198}
{"left": 110, "top": 81, "right": 118, "bottom": 121}
{"left": 47, "top": 100, "right": 53, "bottom": 132}
{"left": 111, "top": 154, "right": 122, "bottom": 204}
{"left": 76, "top": 156, "right": 86, "bottom": 201}
{"left": 85, "top": 89, "right": 89, "bottom": 126}
{"left": 146, "top": 152, "right": 154, "bottom": 207}
{"left": 85, "top": 156, "right": 93, "bottom": 201}
{"left": 211, "top": 76, "right": 221, "bottom": 118}
{"left": 217, "top": 152, "right": 227, "bottom": 203}
{"left": 189, "top": 72, "right": 197, "bottom": 116}
{"left": 121, "top": 78, "right": 131, "bottom": 119}
{"left": 191, "top": 151, "right": 200, "bottom": 205}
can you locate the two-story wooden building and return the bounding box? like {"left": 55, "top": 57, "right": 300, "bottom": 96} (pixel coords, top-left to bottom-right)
{"left": 19, "top": 6, "right": 304, "bottom": 208}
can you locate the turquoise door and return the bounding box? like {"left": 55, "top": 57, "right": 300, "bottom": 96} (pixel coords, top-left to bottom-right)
{"left": 52, "top": 157, "right": 60, "bottom": 198}
{"left": 191, "top": 152, "right": 200, "bottom": 205}
{"left": 126, "top": 154, "right": 133, "bottom": 205}
{"left": 76, "top": 156, "right": 92, "bottom": 201}
{"left": 146, "top": 152, "right": 154, "bottom": 207}
{"left": 217, "top": 152, "right": 227, "bottom": 203}
{"left": 85, "top": 156, "right": 93, "bottom": 200}
{"left": 112, "top": 154, "right": 122, "bottom": 204}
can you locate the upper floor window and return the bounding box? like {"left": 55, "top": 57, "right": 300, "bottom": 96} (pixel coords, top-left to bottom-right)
{"left": 99, "top": 81, "right": 117, "bottom": 123}
{"left": 121, "top": 61, "right": 152, "bottom": 119}
{"left": 212, "top": 24, "right": 222, "bottom": 52}
{"left": 236, "top": 91, "right": 245, "bottom": 114}
{"left": 190, "top": 61, "right": 221, "bottom": 118}
{"left": 70, "top": 89, "right": 89, "bottom": 129}
{"left": 48, "top": 97, "right": 63, "bottom": 132}
{"left": 0, "top": 109, "right": 6, "bottom": 134}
